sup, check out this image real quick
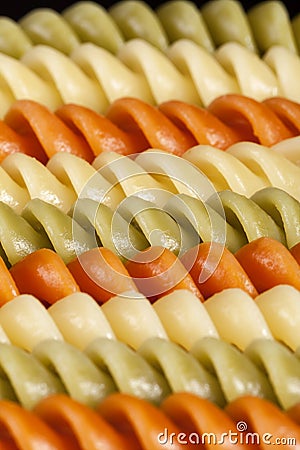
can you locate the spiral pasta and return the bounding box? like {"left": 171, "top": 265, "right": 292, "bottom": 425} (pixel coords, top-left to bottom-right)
{"left": 0, "top": 262, "right": 299, "bottom": 430}
{"left": 0, "top": 3, "right": 299, "bottom": 447}
{"left": 0, "top": 152, "right": 299, "bottom": 265}
{"left": 0, "top": 1, "right": 297, "bottom": 56}
{"left": 0, "top": 312, "right": 298, "bottom": 410}
{"left": 1, "top": 392, "right": 300, "bottom": 450}
{"left": 1, "top": 38, "right": 300, "bottom": 117}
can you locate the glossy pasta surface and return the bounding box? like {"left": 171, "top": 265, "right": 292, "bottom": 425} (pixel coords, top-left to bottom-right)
{"left": 0, "top": 1, "right": 299, "bottom": 449}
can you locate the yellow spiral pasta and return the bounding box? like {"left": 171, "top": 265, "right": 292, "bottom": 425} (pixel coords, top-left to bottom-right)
{"left": 0, "top": 33, "right": 300, "bottom": 114}
{"left": 0, "top": 286, "right": 298, "bottom": 354}
{"left": 0, "top": 52, "right": 62, "bottom": 117}
{"left": 19, "top": 8, "right": 80, "bottom": 55}
{"left": 21, "top": 44, "right": 109, "bottom": 112}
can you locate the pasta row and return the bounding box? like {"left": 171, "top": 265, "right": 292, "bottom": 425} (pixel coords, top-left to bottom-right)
{"left": 0, "top": 171, "right": 299, "bottom": 269}
{"left": 1, "top": 224, "right": 300, "bottom": 304}
{"left": 1, "top": 40, "right": 300, "bottom": 116}
{"left": 2, "top": 146, "right": 300, "bottom": 243}
{"left": 1, "top": 0, "right": 298, "bottom": 57}
{"left": 1, "top": 263, "right": 300, "bottom": 352}
{"left": 0, "top": 314, "right": 298, "bottom": 410}
{"left": 2, "top": 96, "right": 300, "bottom": 167}
{"left": 2, "top": 392, "right": 300, "bottom": 450}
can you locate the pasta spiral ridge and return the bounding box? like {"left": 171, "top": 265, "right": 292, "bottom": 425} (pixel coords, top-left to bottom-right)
{"left": 0, "top": 0, "right": 298, "bottom": 57}
{"left": 1, "top": 96, "right": 300, "bottom": 167}
{"left": 0, "top": 38, "right": 300, "bottom": 115}
{"left": 1, "top": 392, "right": 300, "bottom": 449}
{"left": 0, "top": 294, "right": 298, "bottom": 411}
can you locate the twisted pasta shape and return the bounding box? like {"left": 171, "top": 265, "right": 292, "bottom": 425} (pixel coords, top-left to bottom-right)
{"left": 1, "top": 96, "right": 300, "bottom": 167}
{"left": 0, "top": 284, "right": 299, "bottom": 357}
{"left": 0, "top": 310, "right": 298, "bottom": 410}
{"left": 1, "top": 392, "right": 300, "bottom": 450}
{"left": 0, "top": 144, "right": 299, "bottom": 270}
{"left": 1, "top": 37, "right": 300, "bottom": 116}
{"left": 0, "top": 0, "right": 298, "bottom": 56}
{"left": 0, "top": 182, "right": 298, "bottom": 266}
{"left": 0, "top": 2, "right": 298, "bottom": 447}
{"left": 0, "top": 286, "right": 300, "bottom": 408}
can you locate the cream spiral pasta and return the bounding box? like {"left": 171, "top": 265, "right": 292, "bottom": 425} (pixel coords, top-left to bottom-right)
{"left": 0, "top": 38, "right": 300, "bottom": 115}
{"left": 1, "top": 286, "right": 299, "bottom": 354}
{"left": 0, "top": 52, "right": 62, "bottom": 117}
{"left": 19, "top": 8, "right": 80, "bottom": 55}
{"left": 21, "top": 45, "right": 109, "bottom": 112}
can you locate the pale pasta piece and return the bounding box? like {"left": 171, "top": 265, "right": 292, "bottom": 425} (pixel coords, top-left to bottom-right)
{"left": 204, "top": 288, "right": 273, "bottom": 350}
{"left": 0, "top": 166, "right": 30, "bottom": 213}
{"left": 136, "top": 150, "right": 232, "bottom": 248}
{"left": 201, "top": 0, "right": 257, "bottom": 52}
{"left": 272, "top": 136, "right": 300, "bottom": 166}
{"left": 92, "top": 151, "right": 166, "bottom": 202}
{"left": 0, "top": 295, "right": 63, "bottom": 351}
{"left": 0, "top": 17, "right": 32, "bottom": 58}
{"left": 47, "top": 153, "right": 125, "bottom": 209}
{"left": 0, "top": 326, "right": 10, "bottom": 345}
{"left": 0, "top": 52, "right": 62, "bottom": 114}
{"left": 0, "top": 343, "right": 65, "bottom": 409}
{"left": 264, "top": 46, "right": 300, "bottom": 102}
{"left": 101, "top": 292, "right": 168, "bottom": 350}
{"left": 247, "top": 1, "right": 297, "bottom": 55}
{"left": 33, "top": 339, "right": 116, "bottom": 407}
{"left": 255, "top": 285, "right": 300, "bottom": 351}
{"left": 71, "top": 42, "right": 154, "bottom": 105}
{"left": 215, "top": 42, "right": 280, "bottom": 100}
{"left": 245, "top": 339, "right": 300, "bottom": 410}
{"left": 227, "top": 141, "right": 300, "bottom": 202}
{"left": 118, "top": 39, "right": 201, "bottom": 104}
{"left": 183, "top": 144, "right": 268, "bottom": 196}
{"left": 22, "top": 198, "right": 95, "bottom": 264}
{"left": 217, "top": 190, "right": 286, "bottom": 245}
{"left": 118, "top": 195, "right": 196, "bottom": 255}
{"left": 153, "top": 289, "right": 219, "bottom": 350}
{"left": 135, "top": 148, "right": 219, "bottom": 200}
{"left": 109, "top": 0, "right": 169, "bottom": 51}
{"left": 48, "top": 292, "right": 116, "bottom": 350}
{"left": 156, "top": 0, "right": 215, "bottom": 51}
{"left": 167, "top": 39, "right": 240, "bottom": 106}
{"left": 0, "top": 88, "right": 15, "bottom": 119}
{"left": 2, "top": 153, "right": 76, "bottom": 213}
{"left": 71, "top": 198, "right": 149, "bottom": 260}
{"left": 191, "top": 337, "right": 276, "bottom": 403}
{"left": 251, "top": 187, "right": 300, "bottom": 248}
{"left": 63, "top": 1, "right": 124, "bottom": 54}
{"left": 85, "top": 337, "right": 170, "bottom": 404}
{"left": 21, "top": 45, "right": 108, "bottom": 113}
{"left": 292, "top": 14, "right": 300, "bottom": 54}
{"left": 138, "top": 337, "right": 226, "bottom": 406}
{"left": 19, "top": 8, "right": 80, "bottom": 55}
{"left": 164, "top": 193, "right": 244, "bottom": 252}
{"left": 0, "top": 202, "right": 51, "bottom": 265}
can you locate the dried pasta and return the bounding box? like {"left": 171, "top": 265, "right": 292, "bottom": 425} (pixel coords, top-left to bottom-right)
{"left": 1, "top": 39, "right": 300, "bottom": 117}
{"left": 0, "top": 0, "right": 297, "bottom": 57}
{"left": 0, "top": 2, "right": 298, "bottom": 446}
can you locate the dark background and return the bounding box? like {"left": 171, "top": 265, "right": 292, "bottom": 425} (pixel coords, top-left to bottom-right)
{"left": 1, "top": 1, "right": 299, "bottom": 21}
